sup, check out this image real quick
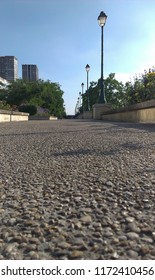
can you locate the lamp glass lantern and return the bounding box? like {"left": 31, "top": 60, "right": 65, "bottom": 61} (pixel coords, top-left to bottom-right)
{"left": 81, "top": 83, "right": 84, "bottom": 95}
{"left": 85, "top": 64, "right": 90, "bottom": 73}
{"left": 98, "top": 11, "right": 107, "bottom": 27}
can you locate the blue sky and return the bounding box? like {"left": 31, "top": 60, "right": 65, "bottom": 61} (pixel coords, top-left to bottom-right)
{"left": 1, "top": 0, "right": 155, "bottom": 114}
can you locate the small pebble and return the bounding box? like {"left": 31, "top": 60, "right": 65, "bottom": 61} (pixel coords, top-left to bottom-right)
{"left": 126, "top": 232, "right": 139, "bottom": 240}
{"left": 70, "top": 250, "right": 84, "bottom": 259}
{"left": 127, "top": 250, "right": 139, "bottom": 258}
{"left": 80, "top": 215, "right": 92, "bottom": 223}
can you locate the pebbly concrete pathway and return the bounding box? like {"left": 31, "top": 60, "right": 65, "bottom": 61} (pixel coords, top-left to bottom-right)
{"left": 0, "top": 119, "right": 155, "bottom": 259}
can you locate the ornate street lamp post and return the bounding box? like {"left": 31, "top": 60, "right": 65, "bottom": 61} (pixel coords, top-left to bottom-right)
{"left": 81, "top": 82, "right": 84, "bottom": 95}
{"left": 75, "top": 100, "right": 78, "bottom": 115}
{"left": 98, "top": 11, "right": 107, "bottom": 103}
{"left": 79, "top": 92, "right": 81, "bottom": 112}
{"left": 85, "top": 64, "right": 90, "bottom": 110}
{"left": 81, "top": 83, "right": 84, "bottom": 112}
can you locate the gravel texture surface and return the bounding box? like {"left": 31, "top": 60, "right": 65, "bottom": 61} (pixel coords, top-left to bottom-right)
{"left": 0, "top": 119, "right": 155, "bottom": 260}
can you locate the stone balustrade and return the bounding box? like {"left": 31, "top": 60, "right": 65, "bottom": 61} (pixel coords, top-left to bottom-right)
{"left": 0, "top": 110, "right": 29, "bottom": 122}
{"left": 100, "top": 99, "right": 155, "bottom": 123}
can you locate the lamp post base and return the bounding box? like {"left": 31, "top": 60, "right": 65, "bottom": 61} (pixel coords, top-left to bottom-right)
{"left": 93, "top": 103, "right": 112, "bottom": 120}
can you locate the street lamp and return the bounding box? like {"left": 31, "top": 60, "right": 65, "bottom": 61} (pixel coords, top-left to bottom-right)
{"left": 81, "top": 83, "right": 84, "bottom": 112}
{"left": 98, "top": 11, "right": 107, "bottom": 103}
{"left": 85, "top": 64, "right": 90, "bottom": 110}
{"left": 77, "top": 97, "right": 80, "bottom": 112}
{"left": 79, "top": 92, "right": 81, "bottom": 112}
{"left": 81, "top": 82, "right": 84, "bottom": 95}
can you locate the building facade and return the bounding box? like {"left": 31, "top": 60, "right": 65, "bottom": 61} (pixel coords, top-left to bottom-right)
{"left": 22, "top": 64, "right": 39, "bottom": 81}
{"left": 0, "top": 56, "right": 18, "bottom": 81}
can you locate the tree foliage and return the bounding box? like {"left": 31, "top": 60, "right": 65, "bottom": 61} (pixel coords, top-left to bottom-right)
{"left": 82, "top": 73, "right": 126, "bottom": 111}
{"left": 81, "top": 68, "right": 155, "bottom": 112}
{"left": 0, "top": 100, "right": 11, "bottom": 110}
{"left": 0, "top": 79, "right": 66, "bottom": 118}
{"left": 124, "top": 70, "right": 155, "bottom": 105}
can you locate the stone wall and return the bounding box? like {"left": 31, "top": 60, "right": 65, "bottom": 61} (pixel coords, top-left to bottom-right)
{"left": 0, "top": 110, "right": 29, "bottom": 122}
{"left": 29, "top": 116, "right": 57, "bottom": 120}
{"left": 101, "top": 99, "right": 155, "bottom": 123}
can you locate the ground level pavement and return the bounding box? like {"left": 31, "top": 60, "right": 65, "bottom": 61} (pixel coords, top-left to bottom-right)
{"left": 0, "top": 119, "right": 155, "bottom": 259}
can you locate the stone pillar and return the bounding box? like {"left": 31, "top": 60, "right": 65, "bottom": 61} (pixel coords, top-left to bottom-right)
{"left": 93, "top": 103, "right": 112, "bottom": 120}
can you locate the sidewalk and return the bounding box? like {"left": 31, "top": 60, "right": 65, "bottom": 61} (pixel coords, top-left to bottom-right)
{"left": 0, "top": 120, "right": 155, "bottom": 259}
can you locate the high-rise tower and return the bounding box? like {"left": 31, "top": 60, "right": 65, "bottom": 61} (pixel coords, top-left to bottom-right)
{"left": 22, "top": 64, "right": 39, "bottom": 81}
{"left": 0, "top": 56, "right": 18, "bottom": 81}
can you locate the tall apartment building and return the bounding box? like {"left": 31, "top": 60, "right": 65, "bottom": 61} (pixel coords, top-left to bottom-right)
{"left": 22, "top": 64, "right": 39, "bottom": 81}
{"left": 0, "top": 56, "right": 18, "bottom": 81}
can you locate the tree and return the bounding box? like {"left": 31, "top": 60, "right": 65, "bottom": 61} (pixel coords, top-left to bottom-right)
{"left": 0, "top": 79, "right": 66, "bottom": 118}
{"left": 6, "top": 79, "right": 30, "bottom": 106}
{"left": 104, "top": 73, "right": 126, "bottom": 108}
{"left": 82, "top": 73, "right": 126, "bottom": 110}
{"left": 143, "top": 71, "right": 155, "bottom": 100}
{"left": 124, "top": 68, "right": 155, "bottom": 106}
{"left": 82, "top": 69, "right": 155, "bottom": 111}
{"left": 0, "top": 100, "right": 11, "bottom": 110}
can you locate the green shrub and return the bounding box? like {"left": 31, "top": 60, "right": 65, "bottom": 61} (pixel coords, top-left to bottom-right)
{"left": 18, "top": 104, "right": 37, "bottom": 115}
{"left": 0, "top": 101, "right": 11, "bottom": 110}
